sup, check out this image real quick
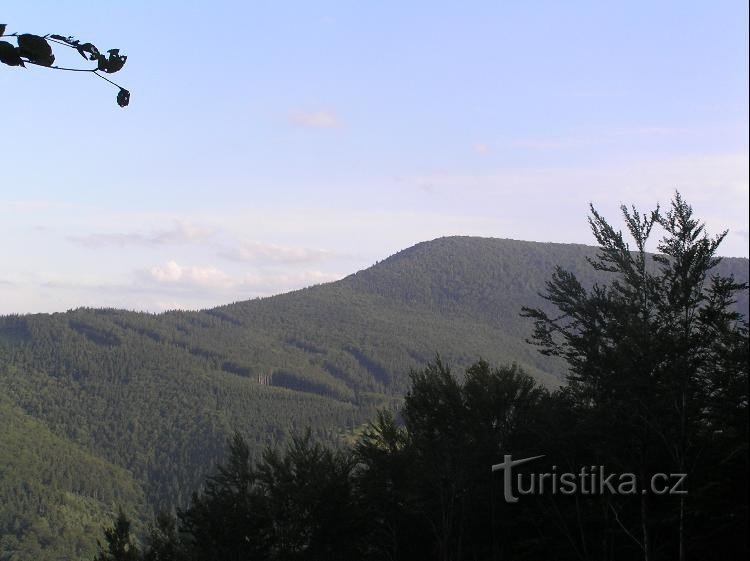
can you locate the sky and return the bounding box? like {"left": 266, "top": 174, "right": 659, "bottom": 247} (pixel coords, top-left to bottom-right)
{"left": 1, "top": 0, "right": 748, "bottom": 314}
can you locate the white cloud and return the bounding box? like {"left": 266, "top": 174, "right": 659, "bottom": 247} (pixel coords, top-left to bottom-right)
{"left": 148, "top": 261, "right": 184, "bottom": 283}
{"left": 147, "top": 261, "right": 235, "bottom": 289}
{"left": 143, "top": 260, "right": 341, "bottom": 296}
{"left": 7, "top": 263, "right": 345, "bottom": 314}
{"left": 473, "top": 143, "right": 490, "bottom": 154}
{"left": 120, "top": 259, "right": 345, "bottom": 309}
{"left": 289, "top": 110, "right": 341, "bottom": 129}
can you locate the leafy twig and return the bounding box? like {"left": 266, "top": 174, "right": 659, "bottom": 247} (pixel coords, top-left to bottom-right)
{"left": 0, "top": 25, "right": 130, "bottom": 107}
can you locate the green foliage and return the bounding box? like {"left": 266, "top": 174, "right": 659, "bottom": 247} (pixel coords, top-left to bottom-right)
{"left": 175, "top": 429, "right": 362, "bottom": 561}
{"left": 258, "top": 431, "right": 363, "bottom": 560}
{"left": 99, "top": 359, "right": 547, "bottom": 561}
{"left": 94, "top": 338, "right": 746, "bottom": 560}
{"left": 97, "top": 359, "right": 596, "bottom": 560}
{"left": 0, "top": 25, "right": 129, "bottom": 106}
{"left": 378, "top": 359, "right": 553, "bottom": 560}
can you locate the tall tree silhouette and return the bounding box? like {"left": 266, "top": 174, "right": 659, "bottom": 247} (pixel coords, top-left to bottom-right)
{"left": 522, "top": 192, "right": 748, "bottom": 560}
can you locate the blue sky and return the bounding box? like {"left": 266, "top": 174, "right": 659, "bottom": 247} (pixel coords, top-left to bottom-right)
{"left": 1, "top": 1, "right": 748, "bottom": 313}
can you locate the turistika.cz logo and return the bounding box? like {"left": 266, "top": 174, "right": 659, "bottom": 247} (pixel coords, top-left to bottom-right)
{"left": 491, "top": 455, "right": 687, "bottom": 503}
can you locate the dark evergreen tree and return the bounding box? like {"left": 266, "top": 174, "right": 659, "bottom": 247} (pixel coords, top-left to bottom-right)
{"left": 178, "top": 433, "right": 268, "bottom": 561}
{"left": 354, "top": 358, "right": 558, "bottom": 561}
{"left": 142, "top": 512, "right": 181, "bottom": 561}
{"left": 255, "top": 430, "right": 363, "bottom": 560}
{"left": 354, "top": 409, "right": 416, "bottom": 561}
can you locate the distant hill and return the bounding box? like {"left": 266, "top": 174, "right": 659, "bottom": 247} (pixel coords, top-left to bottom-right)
{"left": 1, "top": 236, "right": 747, "bottom": 560}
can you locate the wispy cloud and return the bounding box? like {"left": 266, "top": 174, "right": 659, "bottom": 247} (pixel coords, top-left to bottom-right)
{"left": 503, "top": 125, "right": 695, "bottom": 151}
{"left": 221, "top": 241, "right": 336, "bottom": 264}
{"left": 409, "top": 152, "right": 748, "bottom": 201}
{"left": 612, "top": 126, "right": 689, "bottom": 136}
{"left": 472, "top": 143, "right": 490, "bottom": 155}
{"left": 289, "top": 110, "right": 341, "bottom": 129}
{"left": 404, "top": 151, "right": 748, "bottom": 256}
{"left": 0, "top": 199, "right": 68, "bottom": 212}
{"left": 67, "top": 222, "right": 337, "bottom": 267}
{"left": 69, "top": 221, "right": 216, "bottom": 248}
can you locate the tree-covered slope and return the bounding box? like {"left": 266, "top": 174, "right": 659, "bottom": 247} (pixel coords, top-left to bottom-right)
{"left": 0, "top": 236, "right": 747, "bottom": 559}
{"left": 0, "top": 384, "right": 147, "bottom": 561}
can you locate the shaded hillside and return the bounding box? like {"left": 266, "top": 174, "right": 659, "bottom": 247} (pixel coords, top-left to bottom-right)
{"left": 0, "top": 236, "right": 747, "bottom": 560}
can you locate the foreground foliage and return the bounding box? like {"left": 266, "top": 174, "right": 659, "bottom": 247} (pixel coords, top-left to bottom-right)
{"left": 100, "top": 357, "right": 746, "bottom": 560}
{"left": 0, "top": 24, "right": 129, "bottom": 106}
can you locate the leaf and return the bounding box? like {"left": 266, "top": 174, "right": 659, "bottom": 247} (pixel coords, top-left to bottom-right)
{"left": 77, "top": 42, "right": 99, "bottom": 61}
{"left": 17, "top": 34, "right": 54, "bottom": 66}
{"left": 48, "top": 34, "right": 101, "bottom": 61}
{"left": 50, "top": 35, "right": 80, "bottom": 46}
{"left": 117, "top": 88, "right": 130, "bottom": 107}
{"left": 50, "top": 35, "right": 81, "bottom": 49}
{"left": 0, "top": 40, "right": 24, "bottom": 67}
{"left": 0, "top": 24, "right": 6, "bottom": 37}
{"left": 49, "top": 34, "right": 75, "bottom": 43}
{"left": 96, "top": 48, "right": 127, "bottom": 73}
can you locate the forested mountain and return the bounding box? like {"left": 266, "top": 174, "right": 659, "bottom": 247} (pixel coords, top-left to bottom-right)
{"left": 1, "top": 236, "right": 747, "bottom": 560}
